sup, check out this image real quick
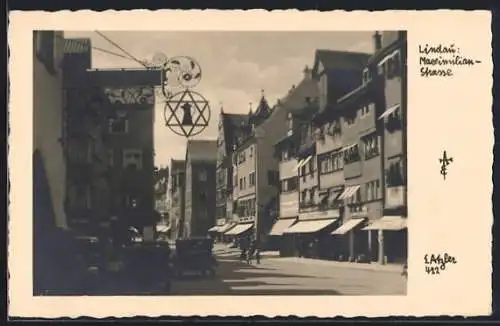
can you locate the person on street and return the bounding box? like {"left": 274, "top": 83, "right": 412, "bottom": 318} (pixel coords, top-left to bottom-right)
{"left": 254, "top": 240, "right": 261, "bottom": 265}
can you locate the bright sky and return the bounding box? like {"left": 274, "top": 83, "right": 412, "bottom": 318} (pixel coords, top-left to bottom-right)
{"left": 64, "top": 31, "right": 374, "bottom": 167}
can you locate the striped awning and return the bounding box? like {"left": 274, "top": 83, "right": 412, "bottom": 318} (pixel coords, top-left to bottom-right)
{"left": 64, "top": 38, "right": 91, "bottom": 54}
{"left": 378, "top": 104, "right": 400, "bottom": 120}
{"left": 157, "top": 225, "right": 170, "bottom": 233}
{"left": 331, "top": 218, "right": 365, "bottom": 235}
{"left": 338, "top": 185, "right": 360, "bottom": 200}
{"left": 363, "top": 216, "right": 407, "bottom": 231}
{"left": 207, "top": 225, "right": 221, "bottom": 232}
{"left": 284, "top": 218, "right": 337, "bottom": 234}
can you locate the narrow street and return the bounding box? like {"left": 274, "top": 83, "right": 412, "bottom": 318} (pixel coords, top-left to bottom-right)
{"left": 170, "top": 245, "right": 407, "bottom": 296}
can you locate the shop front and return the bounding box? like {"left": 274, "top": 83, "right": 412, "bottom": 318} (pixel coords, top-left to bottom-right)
{"left": 283, "top": 216, "right": 339, "bottom": 259}
{"left": 267, "top": 217, "right": 297, "bottom": 256}
{"left": 362, "top": 215, "right": 407, "bottom": 264}
{"left": 331, "top": 217, "right": 369, "bottom": 262}
{"left": 224, "top": 222, "right": 254, "bottom": 249}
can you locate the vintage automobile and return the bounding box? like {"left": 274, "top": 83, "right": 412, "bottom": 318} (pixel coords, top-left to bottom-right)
{"left": 171, "top": 237, "right": 218, "bottom": 278}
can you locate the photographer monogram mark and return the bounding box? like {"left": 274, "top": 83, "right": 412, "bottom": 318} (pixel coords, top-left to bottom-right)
{"left": 424, "top": 253, "right": 457, "bottom": 275}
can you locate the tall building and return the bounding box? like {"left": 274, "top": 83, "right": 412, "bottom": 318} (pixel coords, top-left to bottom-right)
{"left": 362, "top": 31, "right": 408, "bottom": 263}
{"left": 168, "top": 159, "right": 186, "bottom": 240}
{"left": 226, "top": 92, "right": 285, "bottom": 245}
{"left": 283, "top": 50, "right": 371, "bottom": 259}
{"left": 184, "top": 140, "right": 217, "bottom": 238}
{"left": 62, "top": 38, "right": 109, "bottom": 235}
{"left": 209, "top": 109, "right": 249, "bottom": 238}
{"left": 33, "top": 31, "right": 67, "bottom": 232}
{"left": 86, "top": 68, "right": 162, "bottom": 231}
{"left": 270, "top": 67, "right": 319, "bottom": 255}
{"left": 33, "top": 31, "right": 68, "bottom": 294}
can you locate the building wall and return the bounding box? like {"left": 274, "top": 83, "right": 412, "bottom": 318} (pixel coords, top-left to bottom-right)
{"left": 105, "top": 104, "right": 155, "bottom": 215}
{"left": 380, "top": 36, "right": 407, "bottom": 212}
{"left": 63, "top": 45, "right": 110, "bottom": 228}
{"left": 168, "top": 162, "right": 185, "bottom": 240}
{"left": 189, "top": 161, "right": 216, "bottom": 237}
{"left": 33, "top": 31, "right": 67, "bottom": 229}
{"left": 184, "top": 159, "right": 193, "bottom": 237}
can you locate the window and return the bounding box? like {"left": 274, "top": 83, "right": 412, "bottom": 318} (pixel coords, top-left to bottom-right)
{"left": 309, "top": 187, "right": 316, "bottom": 205}
{"left": 362, "top": 68, "right": 370, "bottom": 84}
{"left": 198, "top": 169, "right": 207, "bottom": 182}
{"left": 366, "top": 180, "right": 381, "bottom": 201}
{"left": 378, "top": 50, "right": 401, "bottom": 80}
{"left": 281, "top": 149, "right": 289, "bottom": 161}
{"left": 287, "top": 113, "right": 293, "bottom": 132}
{"left": 35, "top": 31, "right": 56, "bottom": 74}
{"left": 361, "top": 102, "right": 375, "bottom": 117}
{"left": 108, "top": 117, "right": 128, "bottom": 134}
{"left": 243, "top": 177, "right": 247, "bottom": 189}
{"left": 363, "top": 133, "right": 380, "bottom": 159}
{"left": 239, "top": 178, "right": 243, "bottom": 190}
{"left": 348, "top": 187, "right": 363, "bottom": 212}
{"left": 308, "top": 158, "right": 315, "bottom": 174}
{"left": 249, "top": 146, "right": 254, "bottom": 158}
{"left": 123, "top": 149, "right": 143, "bottom": 170}
{"left": 386, "top": 159, "right": 405, "bottom": 186}
{"left": 249, "top": 172, "right": 256, "bottom": 186}
{"left": 344, "top": 145, "right": 360, "bottom": 164}
{"left": 344, "top": 114, "right": 356, "bottom": 127}
{"left": 107, "top": 149, "right": 114, "bottom": 167}
{"left": 300, "top": 190, "right": 307, "bottom": 204}
{"left": 238, "top": 152, "right": 246, "bottom": 164}
{"left": 280, "top": 177, "right": 298, "bottom": 193}
{"left": 386, "top": 105, "right": 403, "bottom": 132}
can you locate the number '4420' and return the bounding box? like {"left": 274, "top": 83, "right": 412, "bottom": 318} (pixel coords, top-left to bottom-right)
{"left": 426, "top": 266, "right": 440, "bottom": 275}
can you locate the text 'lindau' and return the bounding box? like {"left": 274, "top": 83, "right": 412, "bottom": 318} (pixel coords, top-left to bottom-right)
{"left": 418, "top": 43, "right": 482, "bottom": 78}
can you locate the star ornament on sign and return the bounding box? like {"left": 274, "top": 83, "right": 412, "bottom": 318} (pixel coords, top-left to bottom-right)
{"left": 164, "top": 89, "right": 211, "bottom": 138}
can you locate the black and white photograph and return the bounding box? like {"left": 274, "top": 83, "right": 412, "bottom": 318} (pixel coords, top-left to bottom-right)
{"left": 32, "top": 30, "right": 408, "bottom": 297}
{"left": 9, "top": 9, "right": 493, "bottom": 319}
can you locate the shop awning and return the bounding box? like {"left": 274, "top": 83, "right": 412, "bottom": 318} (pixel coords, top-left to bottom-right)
{"left": 207, "top": 225, "right": 221, "bottom": 232}
{"left": 224, "top": 223, "right": 254, "bottom": 236}
{"left": 219, "top": 223, "right": 236, "bottom": 233}
{"left": 362, "top": 216, "right": 407, "bottom": 231}
{"left": 331, "top": 218, "right": 365, "bottom": 235}
{"left": 157, "top": 225, "right": 170, "bottom": 233}
{"left": 268, "top": 218, "right": 297, "bottom": 236}
{"left": 283, "top": 218, "right": 337, "bottom": 234}
{"left": 378, "top": 104, "right": 400, "bottom": 120}
{"left": 338, "top": 185, "right": 360, "bottom": 200}
{"left": 342, "top": 143, "right": 357, "bottom": 152}
{"left": 301, "top": 155, "right": 313, "bottom": 167}
{"left": 293, "top": 159, "right": 304, "bottom": 171}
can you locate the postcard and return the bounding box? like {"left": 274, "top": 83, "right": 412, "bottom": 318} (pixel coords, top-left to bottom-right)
{"left": 8, "top": 9, "right": 493, "bottom": 318}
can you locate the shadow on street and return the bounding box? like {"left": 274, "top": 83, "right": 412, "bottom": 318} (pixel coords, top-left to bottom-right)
{"left": 171, "top": 253, "right": 341, "bottom": 295}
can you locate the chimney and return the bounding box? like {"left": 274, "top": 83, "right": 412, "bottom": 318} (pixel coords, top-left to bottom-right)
{"left": 303, "top": 65, "right": 312, "bottom": 80}
{"left": 373, "top": 31, "right": 382, "bottom": 51}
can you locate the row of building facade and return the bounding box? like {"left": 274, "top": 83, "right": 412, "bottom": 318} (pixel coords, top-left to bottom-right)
{"left": 161, "top": 31, "right": 407, "bottom": 264}
{"left": 33, "top": 31, "right": 164, "bottom": 292}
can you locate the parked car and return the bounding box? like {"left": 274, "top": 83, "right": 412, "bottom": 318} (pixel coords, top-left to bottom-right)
{"left": 171, "top": 237, "right": 217, "bottom": 278}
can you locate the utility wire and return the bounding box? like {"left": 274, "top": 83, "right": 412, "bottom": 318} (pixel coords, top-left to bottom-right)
{"left": 94, "top": 31, "right": 148, "bottom": 68}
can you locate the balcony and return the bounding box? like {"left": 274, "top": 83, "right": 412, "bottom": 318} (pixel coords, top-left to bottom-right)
{"left": 385, "top": 185, "right": 405, "bottom": 208}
